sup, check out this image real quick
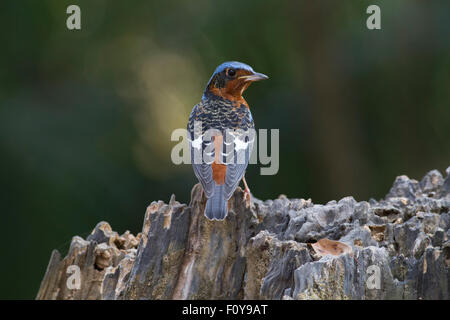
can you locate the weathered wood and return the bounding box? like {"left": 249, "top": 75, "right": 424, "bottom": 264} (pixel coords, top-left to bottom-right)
{"left": 37, "top": 168, "right": 450, "bottom": 300}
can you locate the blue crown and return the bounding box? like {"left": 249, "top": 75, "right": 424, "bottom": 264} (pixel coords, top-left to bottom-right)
{"left": 212, "top": 61, "right": 255, "bottom": 76}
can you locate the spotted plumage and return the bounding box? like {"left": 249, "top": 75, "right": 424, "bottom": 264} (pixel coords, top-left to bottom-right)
{"left": 187, "top": 61, "right": 268, "bottom": 220}
{"left": 188, "top": 94, "right": 254, "bottom": 139}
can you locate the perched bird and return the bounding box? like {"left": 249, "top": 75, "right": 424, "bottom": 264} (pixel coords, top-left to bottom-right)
{"left": 187, "top": 61, "right": 268, "bottom": 220}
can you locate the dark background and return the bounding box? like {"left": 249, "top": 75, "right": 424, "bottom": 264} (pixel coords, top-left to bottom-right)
{"left": 0, "top": 0, "right": 449, "bottom": 299}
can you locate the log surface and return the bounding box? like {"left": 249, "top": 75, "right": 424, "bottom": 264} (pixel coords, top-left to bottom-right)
{"left": 37, "top": 168, "right": 450, "bottom": 300}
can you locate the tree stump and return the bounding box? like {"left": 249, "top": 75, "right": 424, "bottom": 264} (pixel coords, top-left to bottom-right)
{"left": 37, "top": 168, "right": 450, "bottom": 300}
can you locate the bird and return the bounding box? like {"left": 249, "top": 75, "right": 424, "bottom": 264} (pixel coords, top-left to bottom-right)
{"left": 187, "top": 61, "right": 268, "bottom": 220}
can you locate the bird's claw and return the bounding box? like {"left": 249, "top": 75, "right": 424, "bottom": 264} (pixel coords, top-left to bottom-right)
{"left": 243, "top": 188, "right": 251, "bottom": 208}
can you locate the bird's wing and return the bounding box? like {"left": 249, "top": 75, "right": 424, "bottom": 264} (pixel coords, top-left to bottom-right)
{"left": 190, "top": 140, "right": 215, "bottom": 198}
{"left": 222, "top": 130, "right": 254, "bottom": 200}
{"left": 188, "top": 103, "right": 216, "bottom": 198}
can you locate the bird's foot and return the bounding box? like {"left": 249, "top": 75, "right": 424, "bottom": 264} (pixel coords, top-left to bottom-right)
{"left": 243, "top": 187, "right": 251, "bottom": 208}
{"left": 242, "top": 176, "right": 251, "bottom": 208}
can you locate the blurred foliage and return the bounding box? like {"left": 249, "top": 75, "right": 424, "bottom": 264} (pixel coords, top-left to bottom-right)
{"left": 0, "top": 0, "right": 449, "bottom": 298}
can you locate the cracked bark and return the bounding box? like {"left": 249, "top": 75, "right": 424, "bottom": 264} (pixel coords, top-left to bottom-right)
{"left": 37, "top": 168, "right": 450, "bottom": 300}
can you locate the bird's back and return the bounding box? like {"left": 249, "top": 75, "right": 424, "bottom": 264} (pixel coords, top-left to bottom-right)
{"left": 188, "top": 94, "right": 254, "bottom": 137}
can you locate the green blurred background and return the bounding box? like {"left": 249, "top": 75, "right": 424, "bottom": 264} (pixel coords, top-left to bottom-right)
{"left": 0, "top": 0, "right": 449, "bottom": 299}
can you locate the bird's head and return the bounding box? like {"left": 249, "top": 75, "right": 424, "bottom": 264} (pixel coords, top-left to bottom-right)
{"left": 203, "top": 61, "right": 268, "bottom": 103}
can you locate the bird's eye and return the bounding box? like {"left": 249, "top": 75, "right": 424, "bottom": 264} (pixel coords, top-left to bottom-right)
{"left": 227, "top": 68, "right": 236, "bottom": 77}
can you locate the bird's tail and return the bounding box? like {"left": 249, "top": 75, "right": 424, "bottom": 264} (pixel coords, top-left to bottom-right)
{"left": 204, "top": 184, "right": 228, "bottom": 220}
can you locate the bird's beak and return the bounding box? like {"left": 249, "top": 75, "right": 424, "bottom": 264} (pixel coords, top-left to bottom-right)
{"left": 239, "top": 72, "right": 269, "bottom": 82}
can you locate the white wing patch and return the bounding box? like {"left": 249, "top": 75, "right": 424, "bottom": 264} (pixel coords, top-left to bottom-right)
{"left": 228, "top": 131, "right": 254, "bottom": 152}
{"left": 188, "top": 135, "right": 203, "bottom": 150}
{"left": 234, "top": 137, "right": 249, "bottom": 151}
